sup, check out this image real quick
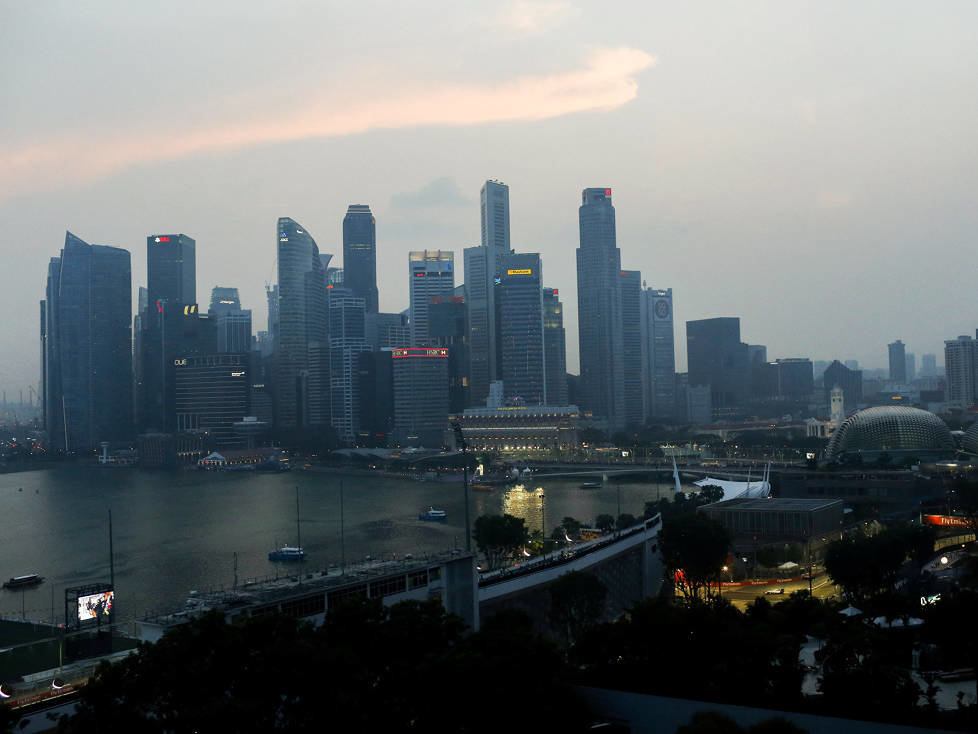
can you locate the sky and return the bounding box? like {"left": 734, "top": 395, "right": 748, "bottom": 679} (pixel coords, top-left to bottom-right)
{"left": 3, "top": 1, "right": 978, "bottom": 399}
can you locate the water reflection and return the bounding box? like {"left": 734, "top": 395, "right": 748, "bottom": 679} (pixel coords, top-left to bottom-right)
{"left": 501, "top": 484, "right": 547, "bottom": 534}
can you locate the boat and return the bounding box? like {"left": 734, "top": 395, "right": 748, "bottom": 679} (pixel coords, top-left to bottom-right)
{"left": 580, "top": 482, "right": 601, "bottom": 489}
{"left": 4, "top": 573, "right": 43, "bottom": 589}
{"left": 471, "top": 484, "right": 493, "bottom": 492}
{"left": 269, "top": 487, "right": 305, "bottom": 562}
{"left": 419, "top": 507, "right": 447, "bottom": 521}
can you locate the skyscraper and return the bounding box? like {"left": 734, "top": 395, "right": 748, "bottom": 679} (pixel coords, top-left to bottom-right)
{"left": 686, "top": 317, "right": 749, "bottom": 416}
{"left": 209, "top": 287, "right": 252, "bottom": 354}
{"left": 392, "top": 347, "right": 450, "bottom": 448}
{"left": 498, "top": 253, "right": 545, "bottom": 404}
{"left": 542, "top": 288, "right": 568, "bottom": 406}
{"left": 275, "top": 217, "right": 329, "bottom": 428}
{"left": 921, "top": 353, "right": 938, "bottom": 377}
{"left": 408, "top": 250, "right": 455, "bottom": 345}
{"left": 147, "top": 234, "right": 196, "bottom": 310}
{"left": 641, "top": 286, "right": 676, "bottom": 421}
{"left": 620, "top": 270, "right": 643, "bottom": 427}
{"left": 329, "top": 288, "right": 369, "bottom": 443}
{"left": 342, "top": 205, "right": 378, "bottom": 313}
{"left": 822, "top": 360, "right": 863, "bottom": 407}
{"left": 576, "top": 187, "right": 624, "bottom": 431}
{"left": 43, "top": 232, "right": 132, "bottom": 452}
{"left": 481, "top": 180, "right": 510, "bottom": 253}
{"left": 888, "top": 340, "right": 907, "bottom": 383}
{"left": 944, "top": 336, "right": 978, "bottom": 409}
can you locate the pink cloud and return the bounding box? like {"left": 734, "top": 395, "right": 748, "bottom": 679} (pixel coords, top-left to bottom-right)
{"left": 0, "top": 47, "right": 654, "bottom": 198}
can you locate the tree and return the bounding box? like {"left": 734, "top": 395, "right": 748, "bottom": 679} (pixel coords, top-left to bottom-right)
{"left": 547, "top": 571, "right": 608, "bottom": 645}
{"left": 698, "top": 484, "right": 725, "bottom": 504}
{"left": 594, "top": 514, "right": 615, "bottom": 532}
{"left": 561, "top": 516, "right": 582, "bottom": 536}
{"left": 824, "top": 529, "right": 908, "bottom": 602}
{"left": 659, "top": 512, "right": 730, "bottom": 601}
{"left": 616, "top": 512, "right": 637, "bottom": 530}
{"left": 473, "top": 513, "right": 529, "bottom": 570}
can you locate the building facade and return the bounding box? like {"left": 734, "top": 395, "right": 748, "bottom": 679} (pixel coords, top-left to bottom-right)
{"left": 620, "top": 270, "right": 643, "bottom": 427}
{"left": 43, "top": 232, "right": 133, "bottom": 452}
{"left": 391, "top": 347, "right": 450, "bottom": 448}
{"left": 888, "top": 339, "right": 907, "bottom": 383}
{"left": 542, "top": 288, "right": 568, "bottom": 406}
{"left": 174, "top": 354, "right": 250, "bottom": 447}
{"left": 686, "top": 317, "right": 749, "bottom": 417}
{"left": 328, "top": 289, "right": 369, "bottom": 443}
{"left": 498, "top": 253, "right": 546, "bottom": 405}
{"left": 944, "top": 335, "right": 978, "bottom": 409}
{"left": 342, "top": 205, "right": 378, "bottom": 313}
{"left": 640, "top": 286, "right": 676, "bottom": 421}
{"left": 576, "top": 188, "right": 624, "bottom": 431}
{"left": 408, "top": 250, "right": 455, "bottom": 346}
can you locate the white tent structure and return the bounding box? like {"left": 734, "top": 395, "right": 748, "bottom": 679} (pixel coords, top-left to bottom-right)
{"left": 694, "top": 463, "right": 772, "bottom": 501}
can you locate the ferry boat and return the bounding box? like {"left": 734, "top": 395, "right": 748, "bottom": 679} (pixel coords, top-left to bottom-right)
{"left": 579, "top": 482, "right": 601, "bottom": 489}
{"left": 419, "top": 507, "right": 447, "bottom": 521}
{"left": 3, "top": 573, "right": 43, "bottom": 589}
{"left": 268, "top": 546, "right": 306, "bottom": 562}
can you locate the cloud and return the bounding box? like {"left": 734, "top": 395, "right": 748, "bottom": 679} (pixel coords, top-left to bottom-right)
{"left": 486, "top": 0, "right": 582, "bottom": 38}
{"left": 390, "top": 177, "right": 473, "bottom": 209}
{"left": 0, "top": 46, "right": 655, "bottom": 199}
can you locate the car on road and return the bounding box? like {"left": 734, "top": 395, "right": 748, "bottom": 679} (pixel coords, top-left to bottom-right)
{"left": 764, "top": 588, "right": 785, "bottom": 595}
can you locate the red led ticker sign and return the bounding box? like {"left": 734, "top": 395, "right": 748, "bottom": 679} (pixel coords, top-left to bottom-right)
{"left": 414, "top": 272, "right": 425, "bottom": 277}
{"left": 391, "top": 348, "right": 449, "bottom": 359}
{"left": 605, "top": 189, "right": 611, "bottom": 195}
{"left": 154, "top": 236, "right": 171, "bottom": 243}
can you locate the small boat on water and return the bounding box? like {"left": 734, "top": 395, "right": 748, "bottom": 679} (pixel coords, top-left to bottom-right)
{"left": 268, "top": 546, "right": 306, "bottom": 562}
{"left": 269, "top": 487, "right": 305, "bottom": 562}
{"left": 580, "top": 482, "right": 601, "bottom": 489}
{"left": 419, "top": 507, "right": 447, "bottom": 521}
{"left": 4, "top": 574, "right": 43, "bottom": 589}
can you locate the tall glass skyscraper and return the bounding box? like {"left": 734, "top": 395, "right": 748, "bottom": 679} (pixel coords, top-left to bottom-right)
{"left": 42, "top": 232, "right": 132, "bottom": 452}
{"left": 542, "top": 288, "right": 568, "bottom": 406}
{"left": 498, "top": 253, "right": 545, "bottom": 404}
{"left": 620, "top": 270, "right": 643, "bottom": 427}
{"left": 576, "top": 188, "right": 624, "bottom": 432}
{"left": 481, "top": 180, "right": 510, "bottom": 252}
{"left": 275, "top": 217, "right": 328, "bottom": 428}
{"left": 342, "top": 205, "right": 378, "bottom": 313}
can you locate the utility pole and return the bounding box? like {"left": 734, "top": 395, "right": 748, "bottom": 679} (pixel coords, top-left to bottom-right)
{"left": 453, "top": 422, "right": 471, "bottom": 553}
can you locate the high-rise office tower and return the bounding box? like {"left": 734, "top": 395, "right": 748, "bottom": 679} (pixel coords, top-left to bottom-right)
{"left": 409, "top": 250, "right": 455, "bottom": 345}
{"left": 576, "top": 187, "right": 624, "bottom": 431}
{"left": 428, "top": 295, "right": 469, "bottom": 414}
{"left": 42, "top": 232, "right": 132, "bottom": 452}
{"left": 275, "top": 217, "right": 329, "bottom": 428}
{"left": 888, "top": 340, "right": 907, "bottom": 382}
{"left": 945, "top": 336, "right": 978, "bottom": 409}
{"left": 328, "top": 288, "right": 369, "bottom": 443}
{"left": 640, "top": 286, "right": 676, "bottom": 421}
{"left": 620, "top": 270, "right": 643, "bottom": 427}
{"left": 365, "top": 312, "right": 410, "bottom": 350}
{"left": 498, "top": 253, "right": 546, "bottom": 404}
{"left": 342, "top": 205, "right": 378, "bottom": 313}
{"left": 174, "top": 354, "right": 250, "bottom": 446}
{"left": 481, "top": 180, "right": 511, "bottom": 253}
{"left": 392, "top": 347, "right": 450, "bottom": 448}
{"left": 464, "top": 181, "right": 513, "bottom": 407}
{"left": 208, "top": 287, "right": 252, "bottom": 354}
{"left": 140, "top": 234, "right": 197, "bottom": 432}
{"left": 686, "top": 317, "right": 749, "bottom": 416}
{"left": 542, "top": 288, "right": 568, "bottom": 406}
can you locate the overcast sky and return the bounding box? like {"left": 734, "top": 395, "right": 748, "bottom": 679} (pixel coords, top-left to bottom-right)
{"left": 3, "top": 1, "right": 977, "bottom": 398}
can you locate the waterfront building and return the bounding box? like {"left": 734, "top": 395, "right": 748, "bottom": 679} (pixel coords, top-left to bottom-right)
{"left": 342, "top": 205, "right": 378, "bottom": 313}
{"left": 453, "top": 404, "right": 580, "bottom": 451}
{"left": 640, "top": 286, "right": 676, "bottom": 421}
{"left": 328, "top": 288, "right": 369, "bottom": 444}
{"left": 174, "top": 354, "right": 250, "bottom": 447}
{"left": 391, "top": 347, "right": 450, "bottom": 448}
{"left": 686, "top": 317, "right": 749, "bottom": 417}
{"left": 42, "top": 232, "right": 133, "bottom": 452}
{"left": 944, "top": 334, "right": 978, "bottom": 409}
{"left": 408, "top": 250, "right": 455, "bottom": 346}
{"left": 498, "top": 253, "right": 545, "bottom": 405}
{"left": 274, "top": 217, "right": 329, "bottom": 429}
{"left": 888, "top": 339, "right": 907, "bottom": 383}
{"left": 620, "top": 270, "right": 643, "bottom": 426}
{"left": 825, "top": 405, "right": 954, "bottom": 461}
{"left": 542, "top": 288, "right": 568, "bottom": 406}
{"left": 357, "top": 350, "right": 395, "bottom": 446}
{"left": 576, "top": 187, "right": 624, "bottom": 431}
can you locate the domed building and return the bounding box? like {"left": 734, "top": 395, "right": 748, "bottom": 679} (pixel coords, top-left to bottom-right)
{"left": 961, "top": 422, "right": 978, "bottom": 455}
{"left": 825, "top": 406, "right": 955, "bottom": 460}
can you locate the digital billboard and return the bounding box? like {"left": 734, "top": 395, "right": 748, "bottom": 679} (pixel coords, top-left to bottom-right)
{"left": 77, "top": 589, "right": 114, "bottom": 621}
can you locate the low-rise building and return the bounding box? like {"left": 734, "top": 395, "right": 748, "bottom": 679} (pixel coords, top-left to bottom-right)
{"left": 453, "top": 405, "right": 581, "bottom": 451}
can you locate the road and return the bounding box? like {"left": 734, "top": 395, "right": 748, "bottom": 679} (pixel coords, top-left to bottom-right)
{"left": 719, "top": 572, "right": 840, "bottom": 610}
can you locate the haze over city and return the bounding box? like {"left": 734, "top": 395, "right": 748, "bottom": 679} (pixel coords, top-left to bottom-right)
{"left": 3, "top": 0, "right": 978, "bottom": 395}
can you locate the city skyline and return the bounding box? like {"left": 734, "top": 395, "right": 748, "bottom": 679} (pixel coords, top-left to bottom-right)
{"left": 5, "top": 2, "right": 978, "bottom": 395}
